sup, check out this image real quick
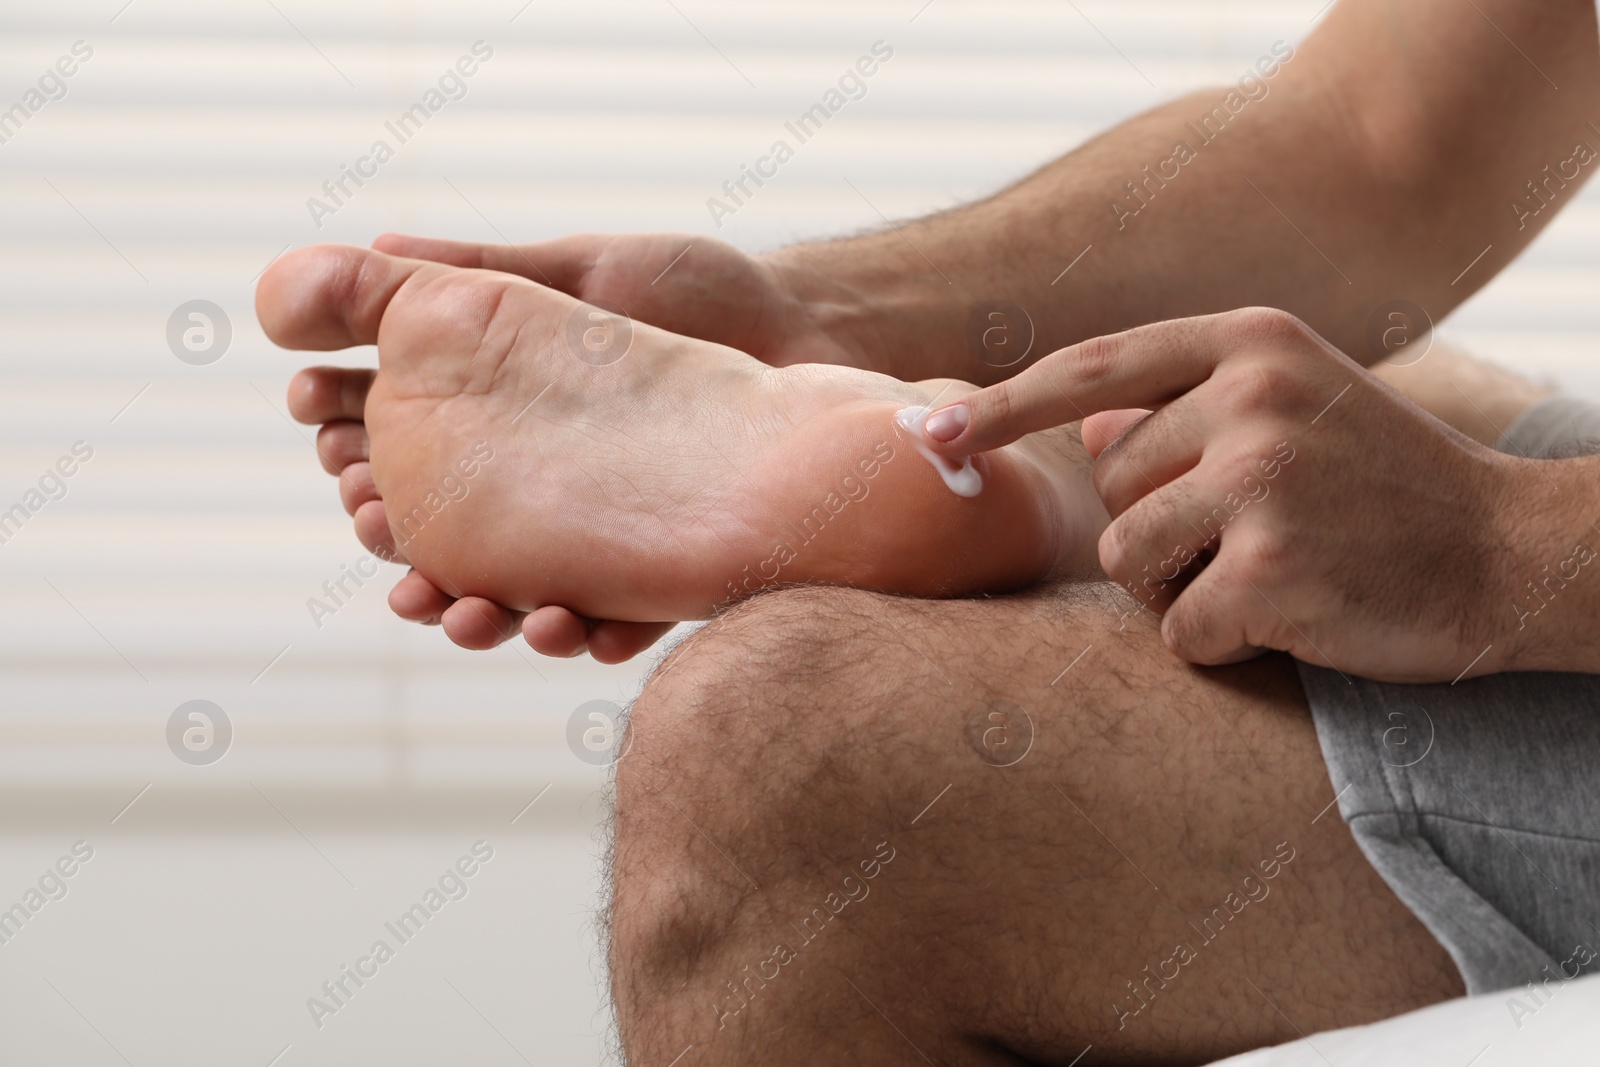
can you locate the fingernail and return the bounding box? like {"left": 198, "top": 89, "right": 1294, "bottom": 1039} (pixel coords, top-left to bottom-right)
{"left": 924, "top": 404, "right": 969, "bottom": 443}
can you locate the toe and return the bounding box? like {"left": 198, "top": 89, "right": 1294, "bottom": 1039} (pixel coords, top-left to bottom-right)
{"left": 289, "top": 367, "right": 375, "bottom": 424}
{"left": 586, "top": 621, "right": 676, "bottom": 664}
{"left": 257, "top": 244, "right": 442, "bottom": 351}
{"left": 316, "top": 420, "right": 369, "bottom": 474}
{"left": 339, "top": 462, "right": 379, "bottom": 517}
{"left": 388, "top": 569, "right": 454, "bottom": 623}
{"left": 523, "top": 606, "right": 591, "bottom": 658}
{"left": 520, "top": 610, "right": 675, "bottom": 662}
{"left": 353, "top": 499, "right": 404, "bottom": 562}
{"left": 441, "top": 597, "right": 524, "bottom": 650}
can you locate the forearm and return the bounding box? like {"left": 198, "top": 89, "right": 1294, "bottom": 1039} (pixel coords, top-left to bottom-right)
{"left": 769, "top": 0, "right": 1600, "bottom": 384}
{"left": 1503, "top": 455, "right": 1600, "bottom": 674}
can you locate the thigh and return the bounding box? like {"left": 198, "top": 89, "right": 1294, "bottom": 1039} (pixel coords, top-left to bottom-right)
{"left": 611, "top": 581, "right": 1462, "bottom": 1066}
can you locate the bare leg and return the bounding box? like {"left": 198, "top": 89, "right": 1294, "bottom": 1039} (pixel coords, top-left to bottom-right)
{"left": 609, "top": 584, "right": 1463, "bottom": 1066}
{"left": 1371, "top": 340, "right": 1554, "bottom": 446}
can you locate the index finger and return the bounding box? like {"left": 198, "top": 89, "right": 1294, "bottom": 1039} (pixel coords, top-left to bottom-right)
{"left": 920, "top": 310, "right": 1249, "bottom": 456}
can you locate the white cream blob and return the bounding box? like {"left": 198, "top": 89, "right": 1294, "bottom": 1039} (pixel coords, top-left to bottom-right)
{"left": 895, "top": 406, "right": 983, "bottom": 497}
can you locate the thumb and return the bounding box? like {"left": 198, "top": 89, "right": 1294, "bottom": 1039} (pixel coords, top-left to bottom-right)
{"left": 372, "top": 232, "right": 599, "bottom": 294}
{"left": 1081, "top": 409, "right": 1152, "bottom": 459}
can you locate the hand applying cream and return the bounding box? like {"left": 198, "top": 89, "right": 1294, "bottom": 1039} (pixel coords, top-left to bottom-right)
{"left": 894, "top": 406, "right": 982, "bottom": 497}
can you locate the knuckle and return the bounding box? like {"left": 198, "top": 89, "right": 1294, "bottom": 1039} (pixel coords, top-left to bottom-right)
{"left": 980, "top": 383, "right": 1017, "bottom": 430}
{"left": 1220, "top": 450, "right": 1271, "bottom": 496}
{"left": 1070, "top": 334, "right": 1119, "bottom": 389}
{"left": 1220, "top": 359, "right": 1301, "bottom": 413}
{"left": 1227, "top": 306, "right": 1312, "bottom": 346}
{"left": 1229, "top": 527, "right": 1290, "bottom": 587}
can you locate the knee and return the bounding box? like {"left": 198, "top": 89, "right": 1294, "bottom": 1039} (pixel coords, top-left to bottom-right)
{"left": 617, "top": 586, "right": 882, "bottom": 807}
{"left": 608, "top": 588, "right": 883, "bottom": 1008}
{"left": 605, "top": 581, "right": 1156, "bottom": 1058}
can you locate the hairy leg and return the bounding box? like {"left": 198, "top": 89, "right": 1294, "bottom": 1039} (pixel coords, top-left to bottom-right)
{"left": 609, "top": 583, "right": 1462, "bottom": 1066}
{"left": 1371, "top": 340, "right": 1554, "bottom": 445}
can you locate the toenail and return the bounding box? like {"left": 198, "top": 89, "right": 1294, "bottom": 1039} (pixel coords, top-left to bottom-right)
{"left": 924, "top": 404, "right": 970, "bottom": 442}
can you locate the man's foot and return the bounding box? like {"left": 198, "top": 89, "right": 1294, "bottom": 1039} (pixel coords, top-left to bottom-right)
{"left": 259, "top": 246, "right": 1108, "bottom": 626}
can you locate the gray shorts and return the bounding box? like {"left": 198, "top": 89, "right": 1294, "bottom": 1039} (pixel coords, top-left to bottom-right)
{"left": 1298, "top": 395, "right": 1600, "bottom": 995}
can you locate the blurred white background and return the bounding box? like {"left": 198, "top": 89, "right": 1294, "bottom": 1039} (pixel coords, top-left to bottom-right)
{"left": 0, "top": 1, "right": 1596, "bottom": 1064}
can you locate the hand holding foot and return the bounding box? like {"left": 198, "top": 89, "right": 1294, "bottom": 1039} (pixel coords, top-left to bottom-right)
{"left": 371, "top": 231, "right": 873, "bottom": 371}
{"left": 287, "top": 230, "right": 882, "bottom": 661}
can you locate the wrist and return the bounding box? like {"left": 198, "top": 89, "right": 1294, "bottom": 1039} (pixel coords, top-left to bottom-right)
{"left": 762, "top": 239, "right": 977, "bottom": 382}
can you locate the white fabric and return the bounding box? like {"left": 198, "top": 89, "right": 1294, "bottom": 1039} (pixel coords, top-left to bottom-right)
{"left": 1209, "top": 973, "right": 1600, "bottom": 1065}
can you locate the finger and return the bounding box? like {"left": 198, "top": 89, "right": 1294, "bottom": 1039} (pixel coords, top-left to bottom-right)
{"left": 257, "top": 243, "right": 440, "bottom": 350}
{"left": 1081, "top": 408, "right": 1151, "bottom": 459}
{"left": 373, "top": 232, "right": 589, "bottom": 293}
{"left": 586, "top": 621, "right": 676, "bottom": 664}
{"left": 353, "top": 499, "right": 405, "bottom": 563}
{"left": 441, "top": 597, "right": 526, "bottom": 651}
{"left": 288, "top": 367, "right": 375, "bottom": 424}
{"left": 388, "top": 569, "right": 454, "bottom": 624}
{"left": 911, "top": 377, "right": 980, "bottom": 402}
{"left": 921, "top": 311, "right": 1256, "bottom": 456}
{"left": 339, "top": 461, "right": 379, "bottom": 517}
{"left": 1091, "top": 398, "right": 1207, "bottom": 518}
{"left": 1098, "top": 474, "right": 1221, "bottom": 610}
{"left": 1159, "top": 552, "right": 1274, "bottom": 666}
{"left": 315, "top": 420, "right": 369, "bottom": 474}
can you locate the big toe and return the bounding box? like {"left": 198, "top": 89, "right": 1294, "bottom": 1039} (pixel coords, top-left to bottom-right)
{"left": 257, "top": 244, "right": 436, "bottom": 352}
